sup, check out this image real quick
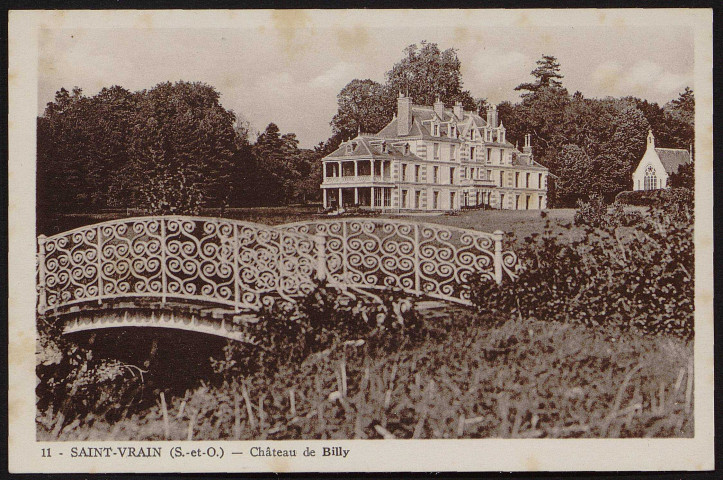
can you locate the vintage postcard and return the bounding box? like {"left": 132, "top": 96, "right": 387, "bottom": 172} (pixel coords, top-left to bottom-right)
{"left": 8, "top": 8, "right": 714, "bottom": 473}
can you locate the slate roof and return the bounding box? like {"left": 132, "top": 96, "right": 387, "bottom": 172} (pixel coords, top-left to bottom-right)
{"left": 512, "top": 153, "right": 548, "bottom": 170}
{"left": 375, "top": 104, "right": 515, "bottom": 144}
{"left": 325, "top": 135, "right": 424, "bottom": 161}
{"left": 655, "top": 148, "right": 691, "bottom": 175}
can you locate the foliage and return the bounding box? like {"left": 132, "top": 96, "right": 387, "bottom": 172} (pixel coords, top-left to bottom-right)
{"left": 330, "top": 79, "right": 396, "bottom": 140}
{"left": 615, "top": 187, "right": 693, "bottom": 207}
{"left": 212, "top": 283, "right": 428, "bottom": 381}
{"left": 497, "top": 56, "right": 694, "bottom": 208}
{"left": 514, "top": 54, "right": 565, "bottom": 96}
{"left": 573, "top": 195, "right": 609, "bottom": 228}
{"left": 669, "top": 161, "right": 695, "bottom": 190}
{"left": 38, "top": 312, "right": 693, "bottom": 440}
{"left": 385, "top": 41, "right": 479, "bottom": 111}
{"left": 471, "top": 194, "right": 694, "bottom": 339}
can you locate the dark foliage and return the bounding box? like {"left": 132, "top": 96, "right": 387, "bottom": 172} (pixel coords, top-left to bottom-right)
{"left": 470, "top": 192, "right": 694, "bottom": 338}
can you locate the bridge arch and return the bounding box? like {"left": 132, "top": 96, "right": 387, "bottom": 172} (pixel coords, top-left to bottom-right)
{"left": 37, "top": 216, "right": 519, "bottom": 337}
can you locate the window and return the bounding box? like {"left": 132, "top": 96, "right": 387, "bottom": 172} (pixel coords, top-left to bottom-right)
{"left": 450, "top": 192, "right": 456, "bottom": 209}
{"left": 470, "top": 146, "right": 476, "bottom": 160}
{"left": 402, "top": 189, "right": 408, "bottom": 208}
{"left": 450, "top": 125, "right": 456, "bottom": 138}
{"left": 404, "top": 143, "right": 410, "bottom": 155}
{"left": 415, "top": 190, "right": 422, "bottom": 209}
{"left": 500, "top": 149, "right": 505, "bottom": 164}
{"left": 433, "top": 166, "right": 439, "bottom": 183}
{"left": 538, "top": 173, "right": 542, "bottom": 189}
{"left": 402, "top": 164, "right": 407, "bottom": 181}
{"left": 463, "top": 191, "right": 469, "bottom": 207}
{"left": 487, "top": 169, "right": 492, "bottom": 181}
{"left": 433, "top": 143, "right": 440, "bottom": 159}
{"left": 644, "top": 165, "right": 658, "bottom": 190}
{"left": 433, "top": 124, "right": 439, "bottom": 136}
{"left": 515, "top": 172, "right": 519, "bottom": 188}
{"left": 499, "top": 171, "right": 504, "bottom": 187}
{"left": 543, "top": 175, "right": 547, "bottom": 189}
{"left": 470, "top": 128, "right": 476, "bottom": 141}
{"left": 415, "top": 165, "right": 421, "bottom": 183}
{"left": 500, "top": 131, "right": 505, "bottom": 143}
{"left": 433, "top": 191, "right": 439, "bottom": 209}
{"left": 526, "top": 173, "right": 530, "bottom": 188}
{"left": 450, "top": 167, "right": 456, "bottom": 185}
{"left": 450, "top": 144, "right": 456, "bottom": 159}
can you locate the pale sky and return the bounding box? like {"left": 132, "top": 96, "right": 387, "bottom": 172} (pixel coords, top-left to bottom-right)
{"left": 38, "top": 16, "right": 694, "bottom": 148}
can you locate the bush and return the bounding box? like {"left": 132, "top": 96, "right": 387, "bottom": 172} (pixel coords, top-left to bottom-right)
{"left": 471, "top": 193, "right": 694, "bottom": 338}
{"left": 211, "top": 283, "right": 428, "bottom": 381}
{"left": 574, "top": 195, "right": 608, "bottom": 227}
{"left": 615, "top": 187, "right": 692, "bottom": 206}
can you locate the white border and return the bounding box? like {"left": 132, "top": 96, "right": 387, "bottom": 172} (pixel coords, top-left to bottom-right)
{"left": 8, "top": 9, "right": 714, "bottom": 473}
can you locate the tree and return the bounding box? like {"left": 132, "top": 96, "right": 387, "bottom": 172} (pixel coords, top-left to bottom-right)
{"left": 331, "top": 79, "right": 395, "bottom": 139}
{"left": 669, "top": 161, "right": 694, "bottom": 190}
{"left": 385, "top": 41, "right": 478, "bottom": 110}
{"left": 515, "top": 55, "right": 565, "bottom": 96}
{"left": 126, "top": 81, "right": 238, "bottom": 214}
{"left": 555, "top": 144, "right": 592, "bottom": 206}
{"left": 665, "top": 86, "right": 695, "bottom": 126}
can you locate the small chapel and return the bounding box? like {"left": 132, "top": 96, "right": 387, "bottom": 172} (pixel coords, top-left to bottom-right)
{"left": 632, "top": 131, "right": 692, "bottom": 191}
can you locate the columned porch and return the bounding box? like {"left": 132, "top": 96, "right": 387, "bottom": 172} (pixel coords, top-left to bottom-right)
{"left": 322, "top": 186, "right": 394, "bottom": 210}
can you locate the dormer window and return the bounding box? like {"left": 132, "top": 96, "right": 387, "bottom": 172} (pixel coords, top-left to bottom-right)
{"left": 470, "top": 128, "right": 476, "bottom": 141}
{"left": 433, "top": 124, "right": 440, "bottom": 136}
{"left": 500, "top": 131, "right": 505, "bottom": 143}
{"left": 404, "top": 143, "right": 410, "bottom": 155}
{"left": 381, "top": 141, "right": 387, "bottom": 153}
{"left": 346, "top": 143, "right": 353, "bottom": 154}
{"left": 450, "top": 125, "right": 457, "bottom": 138}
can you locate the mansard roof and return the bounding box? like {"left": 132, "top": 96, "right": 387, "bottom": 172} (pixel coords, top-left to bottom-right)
{"left": 375, "top": 104, "right": 491, "bottom": 141}
{"left": 325, "top": 135, "right": 424, "bottom": 161}
{"left": 655, "top": 148, "right": 691, "bottom": 175}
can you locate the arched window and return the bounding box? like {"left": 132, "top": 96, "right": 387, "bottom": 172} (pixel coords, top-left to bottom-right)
{"left": 644, "top": 165, "right": 658, "bottom": 190}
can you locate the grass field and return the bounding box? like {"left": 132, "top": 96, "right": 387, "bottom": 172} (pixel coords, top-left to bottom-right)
{"left": 42, "top": 206, "right": 578, "bottom": 244}
{"left": 37, "top": 310, "right": 693, "bottom": 440}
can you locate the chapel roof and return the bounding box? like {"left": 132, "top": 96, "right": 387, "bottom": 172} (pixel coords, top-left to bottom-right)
{"left": 655, "top": 148, "right": 691, "bottom": 175}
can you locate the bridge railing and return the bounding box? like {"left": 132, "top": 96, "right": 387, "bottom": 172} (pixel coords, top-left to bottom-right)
{"left": 37, "top": 216, "right": 520, "bottom": 314}
{"left": 37, "top": 217, "right": 320, "bottom": 315}
{"left": 279, "top": 218, "right": 519, "bottom": 306}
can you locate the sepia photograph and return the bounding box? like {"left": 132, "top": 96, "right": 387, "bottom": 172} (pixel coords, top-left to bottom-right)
{"left": 8, "top": 8, "right": 714, "bottom": 473}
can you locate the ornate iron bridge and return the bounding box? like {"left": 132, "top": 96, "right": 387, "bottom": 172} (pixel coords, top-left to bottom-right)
{"left": 37, "top": 216, "right": 519, "bottom": 339}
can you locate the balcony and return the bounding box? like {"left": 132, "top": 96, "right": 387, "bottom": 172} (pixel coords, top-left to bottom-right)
{"left": 323, "top": 175, "right": 393, "bottom": 185}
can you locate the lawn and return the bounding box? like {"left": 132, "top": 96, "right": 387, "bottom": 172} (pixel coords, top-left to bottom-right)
{"left": 41, "top": 206, "right": 577, "bottom": 242}
{"left": 37, "top": 311, "right": 693, "bottom": 440}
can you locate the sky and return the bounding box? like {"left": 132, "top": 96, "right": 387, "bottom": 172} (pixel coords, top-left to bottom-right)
{"left": 38, "top": 16, "right": 694, "bottom": 149}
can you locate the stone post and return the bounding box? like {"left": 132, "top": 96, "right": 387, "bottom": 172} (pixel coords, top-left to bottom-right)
{"left": 37, "top": 235, "right": 47, "bottom": 314}
{"left": 315, "top": 232, "right": 328, "bottom": 281}
{"left": 493, "top": 230, "right": 504, "bottom": 285}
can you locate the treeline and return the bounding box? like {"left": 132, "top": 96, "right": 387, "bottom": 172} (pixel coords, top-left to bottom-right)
{"left": 38, "top": 44, "right": 695, "bottom": 218}
{"left": 495, "top": 56, "right": 694, "bottom": 205}
{"left": 37, "top": 82, "right": 322, "bottom": 219}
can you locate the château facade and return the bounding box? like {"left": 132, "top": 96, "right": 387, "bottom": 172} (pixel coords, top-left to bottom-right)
{"left": 320, "top": 93, "right": 549, "bottom": 212}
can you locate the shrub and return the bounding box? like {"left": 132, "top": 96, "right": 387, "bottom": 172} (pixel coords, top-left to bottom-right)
{"left": 470, "top": 193, "right": 694, "bottom": 338}
{"left": 574, "top": 195, "right": 608, "bottom": 227}
{"left": 210, "top": 282, "right": 428, "bottom": 381}
{"left": 615, "top": 187, "right": 692, "bottom": 207}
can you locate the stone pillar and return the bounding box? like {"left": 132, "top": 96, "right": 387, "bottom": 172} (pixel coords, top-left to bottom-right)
{"left": 354, "top": 161, "right": 358, "bottom": 177}
{"left": 354, "top": 187, "right": 359, "bottom": 204}
{"left": 323, "top": 189, "right": 327, "bottom": 208}
{"left": 371, "top": 186, "right": 375, "bottom": 209}
{"left": 338, "top": 188, "right": 343, "bottom": 208}
{"left": 338, "top": 161, "right": 342, "bottom": 178}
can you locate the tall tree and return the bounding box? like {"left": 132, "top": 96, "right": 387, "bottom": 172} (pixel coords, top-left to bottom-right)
{"left": 514, "top": 55, "right": 565, "bottom": 97}
{"left": 385, "top": 41, "right": 478, "bottom": 110}
{"left": 331, "top": 79, "right": 395, "bottom": 139}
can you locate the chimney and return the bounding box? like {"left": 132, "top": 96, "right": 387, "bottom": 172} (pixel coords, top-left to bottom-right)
{"left": 523, "top": 133, "right": 532, "bottom": 154}
{"left": 487, "top": 104, "right": 498, "bottom": 128}
{"left": 397, "top": 92, "right": 412, "bottom": 136}
{"left": 433, "top": 96, "right": 445, "bottom": 118}
{"left": 453, "top": 101, "right": 464, "bottom": 120}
